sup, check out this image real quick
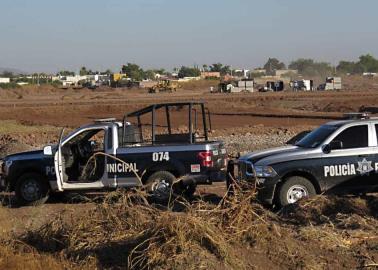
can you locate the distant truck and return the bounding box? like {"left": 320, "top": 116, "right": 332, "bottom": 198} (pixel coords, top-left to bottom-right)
{"left": 291, "top": 80, "right": 314, "bottom": 91}
{"left": 260, "top": 81, "right": 284, "bottom": 92}
{"left": 318, "top": 77, "right": 342, "bottom": 90}
{"left": 0, "top": 102, "right": 227, "bottom": 205}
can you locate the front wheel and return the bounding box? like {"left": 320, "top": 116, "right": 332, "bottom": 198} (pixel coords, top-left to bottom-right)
{"left": 15, "top": 173, "right": 50, "bottom": 206}
{"left": 277, "top": 176, "right": 316, "bottom": 207}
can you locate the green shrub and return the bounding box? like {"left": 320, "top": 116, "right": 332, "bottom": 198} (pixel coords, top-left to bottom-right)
{"left": 0, "top": 82, "right": 21, "bottom": 89}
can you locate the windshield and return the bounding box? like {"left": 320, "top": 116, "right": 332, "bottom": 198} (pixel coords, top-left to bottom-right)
{"left": 295, "top": 125, "right": 339, "bottom": 148}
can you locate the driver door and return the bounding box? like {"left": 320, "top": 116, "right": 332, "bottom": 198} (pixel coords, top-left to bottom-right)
{"left": 54, "top": 128, "right": 65, "bottom": 191}
{"left": 321, "top": 124, "right": 375, "bottom": 192}
{"left": 54, "top": 127, "right": 109, "bottom": 190}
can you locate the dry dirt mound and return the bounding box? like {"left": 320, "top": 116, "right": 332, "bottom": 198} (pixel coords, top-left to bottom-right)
{"left": 280, "top": 195, "right": 378, "bottom": 229}
{"left": 0, "top": 191, "right": 377, "bottom": 269}
{"left": 0, "top": 135, "right": 33, "bottom": 158}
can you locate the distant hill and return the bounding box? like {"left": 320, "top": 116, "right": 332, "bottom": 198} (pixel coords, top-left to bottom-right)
{"left": 0, "top": 67, "right": 26, "bottom": 75}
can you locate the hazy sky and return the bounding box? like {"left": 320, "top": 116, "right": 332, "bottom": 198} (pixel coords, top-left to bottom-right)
{"left": 0, "top": 0, "right": 377, "bottom": 73}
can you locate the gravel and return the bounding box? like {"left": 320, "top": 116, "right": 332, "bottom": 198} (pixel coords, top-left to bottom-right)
{"left": 214, "top": 129, "right": 299, "bottom": 157}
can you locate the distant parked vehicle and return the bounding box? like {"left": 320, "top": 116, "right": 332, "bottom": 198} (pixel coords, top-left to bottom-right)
{"left": 291, "top": 80, "right": 313, "bottom": 91}
{"left": 216, "top": 80, "right": 254, "bottom": 93}
{"left": 261, "top": 81, "right": 284, "bottom": 92}
{"left": 317, "top": 83, "right": 326, "bottom": 91}
{"left": 148, "top": 80, "right": 179, "bottom": 93}
{"left": 318, "top": 77, "right": 342, "bottom": 90}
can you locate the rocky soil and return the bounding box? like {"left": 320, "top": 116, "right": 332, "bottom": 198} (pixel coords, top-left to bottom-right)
{"left": 213, "top": 125, "right": 311, "bottom": 156}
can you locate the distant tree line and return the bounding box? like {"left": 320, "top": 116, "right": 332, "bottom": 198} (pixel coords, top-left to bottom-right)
{"left": 261, "top": 54, "right": 378, "bottom": 77}
{"left": 47, "top": 53, "right": 378, "bottom": 82}
{"left": 337, "top": 54, "right": 378, "bottom": 74}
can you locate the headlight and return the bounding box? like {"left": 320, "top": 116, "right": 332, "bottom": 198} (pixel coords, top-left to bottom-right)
{"left": 254, "top": 166, "right": 277, "bottom": 178}
{"left": 2, "top": 160, "right": 13, "bottom": 176}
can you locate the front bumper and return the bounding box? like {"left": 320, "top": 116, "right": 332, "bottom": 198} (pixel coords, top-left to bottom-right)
{"left": 227, "top": 159, "right": 279, "bottom": 204}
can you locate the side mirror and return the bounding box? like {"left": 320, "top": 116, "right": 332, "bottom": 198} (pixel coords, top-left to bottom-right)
{"left": 43, "top": 145, "right": 53, "bottom": 156}
{"left": 322, "top": 144, "right": 331, "bottom": 154}
{"left": 322, "top": 141, "right": 343, "bottom": 154}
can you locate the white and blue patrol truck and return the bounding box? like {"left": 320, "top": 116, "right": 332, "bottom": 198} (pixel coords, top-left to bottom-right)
{"left": 0, "top": 102, "right": 227, "bottom": 205}
{"left": 228, "top": 114, "right": 378, "bottom": 206}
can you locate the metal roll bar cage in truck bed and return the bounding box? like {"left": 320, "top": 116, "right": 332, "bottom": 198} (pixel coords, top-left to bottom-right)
{"left": 122, "top": 102, "right": 212, "bottom": 145}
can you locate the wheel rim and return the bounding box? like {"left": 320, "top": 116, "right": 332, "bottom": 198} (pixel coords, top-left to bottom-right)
{"left": 287, "top": 185, "right": 308, "bottom": 204}
{"left": 151, "top": 179, "right": 171, "bottom": 198}
{"left": 20, "top": 179, "right": 41, "bottom": 202}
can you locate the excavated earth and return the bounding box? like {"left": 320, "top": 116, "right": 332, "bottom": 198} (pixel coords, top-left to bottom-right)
{"left": 0, "top": 76, "right": 377, "bottom": 269}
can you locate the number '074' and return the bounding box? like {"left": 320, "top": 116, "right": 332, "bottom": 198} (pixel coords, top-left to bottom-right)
{"left": 152, "top": 152, "right": 170, "bottom": 162}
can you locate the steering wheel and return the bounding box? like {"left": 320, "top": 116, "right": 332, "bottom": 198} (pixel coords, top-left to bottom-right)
{"left": 78, "top": 141, "right": 93, "bottom": 159}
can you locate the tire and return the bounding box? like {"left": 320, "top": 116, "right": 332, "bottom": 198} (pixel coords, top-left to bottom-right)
{"left": 15, "top": 173, "right": 50, "bottom": 206}
{"left": 145, "top": 171, "right": 176, "bottom": 202}
{"left": 277, "top": 176, "right": 316, "bottom": 207}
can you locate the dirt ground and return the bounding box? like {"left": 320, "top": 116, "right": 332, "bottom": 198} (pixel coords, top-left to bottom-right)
{"left": 0, "top": 76, "right": 377, "bottom": 269}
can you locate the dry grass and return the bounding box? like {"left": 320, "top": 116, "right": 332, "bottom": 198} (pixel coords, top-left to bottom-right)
{"left": 0, "top": 120, "right": 56, "bottom": 134}
{"left": 0, "top": 190, "right": 377, "bottom": 269}
{"left": 0, "top": 245, "right": 83, "bottom": 270}
{"left": 179, "top": 79, "right": 218, "bottom": 91}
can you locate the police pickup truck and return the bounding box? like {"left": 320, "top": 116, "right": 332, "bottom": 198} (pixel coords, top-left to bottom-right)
{"left": 228, "top": 114, "right": 378, "bottom": 206}
{"left": 0, "top": 102, "right": 227, "bottom": 205}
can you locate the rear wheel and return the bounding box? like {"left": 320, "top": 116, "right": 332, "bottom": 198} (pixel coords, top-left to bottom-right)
{"left": 145, "top": 171, "right": 176, "bottom": 202}
{"left": 15, "top": 173, "right": 50, "bottom": 206}
{"left": 278, "top": 176, "right": 316, "bottom": 207}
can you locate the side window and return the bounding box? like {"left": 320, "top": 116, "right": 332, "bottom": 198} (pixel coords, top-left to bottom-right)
{"left": 332, "top": 125, "right": 368, "bottom": 149}
{"left": 88, "top": 130, "right": 106, "bottom": 151}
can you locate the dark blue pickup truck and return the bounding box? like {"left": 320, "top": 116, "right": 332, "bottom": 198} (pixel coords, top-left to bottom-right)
{"left": 0, "top": 102, "right": 227, "bottom": 205}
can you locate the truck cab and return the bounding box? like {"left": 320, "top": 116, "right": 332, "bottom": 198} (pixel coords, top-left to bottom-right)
{"left": 0, "top": 102, "right": 227, "bottom": 205}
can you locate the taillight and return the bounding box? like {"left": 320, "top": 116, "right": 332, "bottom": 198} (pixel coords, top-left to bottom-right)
{"left": 198, "top": 151, "right": 213, "bottom": 167}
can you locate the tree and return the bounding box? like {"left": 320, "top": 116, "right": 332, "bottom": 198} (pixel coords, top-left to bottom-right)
{"left": 178, "top": 66, "right": 201, "bottom": 78}
{"left": 153, "top": 68, "right": 166, "bottom": 75}
{"left": 289, "top": 58, "right": 333, "bottom": 77}
{"left": 79, "top": 66, "right": 88, "bottom": 76}
{"left": 57, "top": 70, "right": 75, "bottom": 76}
{"left": 121, "top": 63, "right": 145, "bottom": 81}
{"left": 144, "top": 70, "right": 156, "bottom": 80}
{"left": 358, "top": 54, "right": 378, "bottom": 72}
{"left": 263, "top": 58, "right": 286, "bottom": 75}
{"left": 289, "top": 58, "right": 315, "bottom": 73}
{"left": 0, "top": 71, "right": 14, "bottom": 78}
{"left": 337, "top": 61, "right": 356, "bottom": 74}
{"left": 336, "top": 54, "right": 378, "bottom": 74}
{"left": 209, "top": 63, "right": 231, "bottom": 75}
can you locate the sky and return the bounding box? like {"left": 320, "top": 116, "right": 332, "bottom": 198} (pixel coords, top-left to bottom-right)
{"left": 0, "top": 0, "right": 377, "bottom": 73}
